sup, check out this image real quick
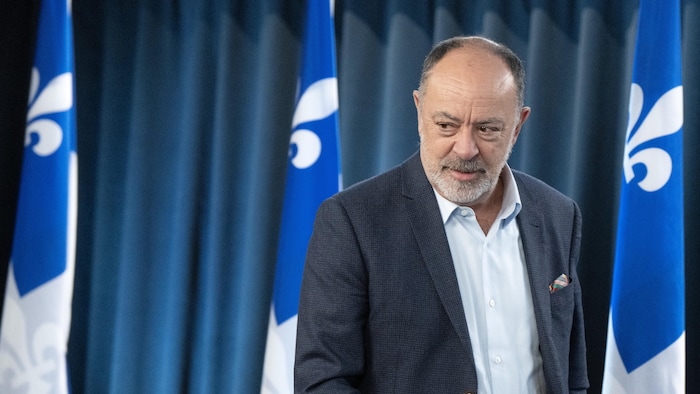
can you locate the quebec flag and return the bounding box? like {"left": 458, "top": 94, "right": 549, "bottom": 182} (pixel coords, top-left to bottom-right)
{"left": 261, "top": 1, "right": 340, "bottom": 393}
{"left": 0, "top": 0, "right": 77, "bottom": 393}
{"left": 602, "top": 0, "right": 684, "bottom": 392}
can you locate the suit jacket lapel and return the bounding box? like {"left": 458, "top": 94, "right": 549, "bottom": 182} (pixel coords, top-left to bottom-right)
{"left": 517, "top": 196, "right": 553, "bottom": 335}
{"left": 515, "top": 174, "right": 563, "bottom": 389}
{"left": 401, "top": 153, "right": 474, "bottom": 357}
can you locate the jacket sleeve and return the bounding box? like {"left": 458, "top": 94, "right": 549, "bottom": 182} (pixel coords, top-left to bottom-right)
{"left": 294, "top": 197, "right": 366, "bottom": 393}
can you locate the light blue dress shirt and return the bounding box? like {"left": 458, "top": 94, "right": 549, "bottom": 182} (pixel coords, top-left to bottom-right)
{"left": 434, "top": 165, "right": 546, "bottom": 393}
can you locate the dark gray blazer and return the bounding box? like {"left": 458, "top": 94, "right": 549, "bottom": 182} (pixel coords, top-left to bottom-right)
{"left": 295, "top": 152, "right": 589, "bottom": 393}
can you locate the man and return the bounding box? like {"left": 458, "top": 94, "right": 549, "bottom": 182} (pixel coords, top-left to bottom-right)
{"left": 295, "top": 36, "right": 589, "bottom": 393}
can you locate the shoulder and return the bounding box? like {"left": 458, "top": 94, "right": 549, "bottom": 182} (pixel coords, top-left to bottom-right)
{"left": 512, "top": 170, "right": 575, "bottom": 206}
{"left": 330, "top": 152, "right": 424, "bottom": 207}
{"left": 322, "top": 165, "right": 404, "bottom": 222}
{"left": 512, "top": 169, "right": 581, "bottom": 223}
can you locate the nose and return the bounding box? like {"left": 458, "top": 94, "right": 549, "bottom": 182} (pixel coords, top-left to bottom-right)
{"left": 452, "top": 129, "right": 479, "bottom": 160}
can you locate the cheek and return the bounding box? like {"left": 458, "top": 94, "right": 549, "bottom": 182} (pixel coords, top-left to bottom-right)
{"left": 479, "top": 140, "right": 511, "bottom": 165}
{"left": 421, "top": 134, "right": 453, "bottom": 158}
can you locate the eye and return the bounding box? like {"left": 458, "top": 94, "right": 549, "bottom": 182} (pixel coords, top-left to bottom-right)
{"left": 436, "top": 122, "right": 457, "bottom": 134}
{"left": 477, "top": 125, "right": 503, "bottom": 141}
{"left": 478, "top": 125, "right": 503, "bottom": 135}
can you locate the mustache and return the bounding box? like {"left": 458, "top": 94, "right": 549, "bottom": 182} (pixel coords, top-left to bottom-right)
{"left": 441, "top": 157, "right": 485, "bottom": 173}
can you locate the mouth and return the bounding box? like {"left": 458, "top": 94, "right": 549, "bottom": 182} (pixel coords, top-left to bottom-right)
{"left": 446, "top": 167, "right": 482, "bottom": 182}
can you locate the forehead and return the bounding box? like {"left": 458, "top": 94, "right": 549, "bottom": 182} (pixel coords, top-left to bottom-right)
{"left": 423, "top": 47, "right": 517, "bottom": 104}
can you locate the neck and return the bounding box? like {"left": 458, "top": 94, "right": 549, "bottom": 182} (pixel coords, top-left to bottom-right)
{"left": 471, "top": 177, "right": 504, "bottom": 234}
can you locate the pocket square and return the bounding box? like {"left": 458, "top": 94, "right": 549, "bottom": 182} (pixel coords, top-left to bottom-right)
{"left": 549, "top": 273, "right": 570, "bottom": 293}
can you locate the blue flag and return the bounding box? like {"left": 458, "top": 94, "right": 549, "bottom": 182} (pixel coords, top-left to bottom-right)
{"left": 602, "top": 0, "right": 684, "bottom": 392}
{"left": 0, "top": 1, "right": 77, "bottom": 393}
{"left": 261, "top": 1, "right": 340, "bottom": 393}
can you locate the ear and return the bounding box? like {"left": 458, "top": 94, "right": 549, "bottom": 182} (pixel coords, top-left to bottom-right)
{"left": 512, "top": 106, "right": 531, "bottom": 142}
{"left": 413, "top": 90, "right": 424, "bottom": 133}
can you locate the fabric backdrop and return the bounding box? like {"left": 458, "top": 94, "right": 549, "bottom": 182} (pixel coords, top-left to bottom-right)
{"left": 1, "top": 0, "right": 699, "bottom": 392}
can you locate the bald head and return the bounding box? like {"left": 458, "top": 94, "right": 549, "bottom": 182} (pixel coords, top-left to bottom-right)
{"left": 417, "top": 36, "right": 526, "bottom": 108}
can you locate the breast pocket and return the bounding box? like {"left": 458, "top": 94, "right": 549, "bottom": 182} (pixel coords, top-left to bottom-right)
{"left": 549, "top": 279, "right": 575, "bottom": 336}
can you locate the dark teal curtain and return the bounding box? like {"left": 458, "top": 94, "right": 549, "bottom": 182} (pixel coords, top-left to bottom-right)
{"left": 0, "top": 0, "right": 698, "bottom": 392}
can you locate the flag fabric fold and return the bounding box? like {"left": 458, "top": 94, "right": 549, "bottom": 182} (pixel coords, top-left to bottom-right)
{"left": 261, "top": 1, "right": 340, "bottom": 393}
{"left": 602, "top": 0, "right": 684, "bottom": 392}
{"left": 0, "top": 1, "right": 77, "bottom": 393}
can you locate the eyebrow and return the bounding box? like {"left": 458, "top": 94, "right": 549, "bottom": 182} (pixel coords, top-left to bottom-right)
{"left": 432, "top": 111, "right": 461, "bottom": 123}
{"left": 475, "top": 117, "right": 505, "bottom": 126}
{"left": 432, "top": 112, "right": 506, "bottom": 126}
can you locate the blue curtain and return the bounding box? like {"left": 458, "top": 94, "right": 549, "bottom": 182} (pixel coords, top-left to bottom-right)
{"left": 70, "top": 1, "right": 303, "bottom": 392}
{"left": 1, "top": 0, "right": 698, "bottom": 392}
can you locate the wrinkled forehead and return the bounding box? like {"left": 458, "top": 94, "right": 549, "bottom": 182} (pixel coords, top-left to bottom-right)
{"left": 423, "top": 47, "right": 518, "bottom": 100}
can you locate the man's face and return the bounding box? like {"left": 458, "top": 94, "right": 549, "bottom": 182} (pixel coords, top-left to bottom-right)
{"left": 414, "top": 47, "right": 530, "bottom": 207}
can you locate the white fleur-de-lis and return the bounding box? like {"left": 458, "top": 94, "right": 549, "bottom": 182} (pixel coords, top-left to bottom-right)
{"left": 0, "top": 297, "right": 64, "bottom": 394}
{"left": 288, "top": 77, "right": 338, "bottom": 169}
{"left": 623, "top": 83, "right": 683, "bottom": 192}
{"left": 25, "top": 67, "right": 73, "bottom": 157}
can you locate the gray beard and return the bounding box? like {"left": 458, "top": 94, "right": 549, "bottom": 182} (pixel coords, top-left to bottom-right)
{"left": 426, "top": 144, "right": 512, "bottom": 206}
{"left": 428, "top": 165, "right": 496, "bottom": 205}
{"left": 420, "top": 137, "right": 514, "bottom": 206}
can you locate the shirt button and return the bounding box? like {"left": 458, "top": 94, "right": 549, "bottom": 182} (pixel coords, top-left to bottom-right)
{"left": 494, "top": 356, "right": 502, "bottom": 364}
{"left": 489, "top": 299, "right": 496, "bottom": 308}
{"left": 460, "top": 209, "right": 469, "bottom": 217}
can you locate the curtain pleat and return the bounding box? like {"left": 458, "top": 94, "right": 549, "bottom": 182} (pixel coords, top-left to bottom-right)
{"left": 72, "top": 1, "right": 301, "bottom": 392}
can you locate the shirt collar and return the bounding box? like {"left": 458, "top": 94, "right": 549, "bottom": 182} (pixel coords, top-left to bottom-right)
{"left": 434, "top": 164, "right": 522, "bottom": 226}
